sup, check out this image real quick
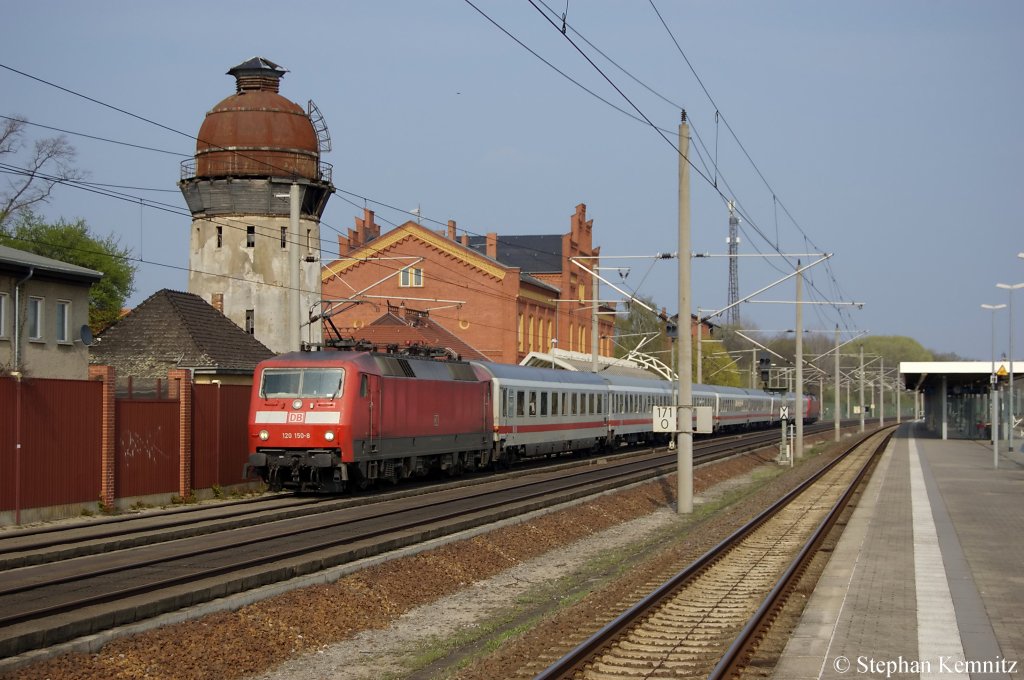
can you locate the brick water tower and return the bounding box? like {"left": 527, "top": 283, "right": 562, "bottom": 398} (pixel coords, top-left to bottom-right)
{"left": 179, "top": 57, "right": 334, "bottom": 353}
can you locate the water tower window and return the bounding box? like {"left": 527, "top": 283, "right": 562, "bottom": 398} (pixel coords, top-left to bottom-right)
{"left": 280, "top": 226, "right": 287, "bottom": 248}
{"left": 216, "top": 226, "right": 223, "bottom": 248}
{"left": 247, "top": 226, "right": 255, "bottom": 248}
{"left": 245, "top": 309, "right": 255, "bottom": 335}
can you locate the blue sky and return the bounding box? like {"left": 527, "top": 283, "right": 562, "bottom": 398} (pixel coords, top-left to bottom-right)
{"left": 3, "top": 1, "right": 1022, "bottom": 360}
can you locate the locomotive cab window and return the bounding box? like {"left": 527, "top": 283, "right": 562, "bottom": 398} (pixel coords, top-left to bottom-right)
{"left": 360, "top": 374, "right": 369, "bottom": 398}
{"left": 261, "top": 368, "right": 344, "bottom": 399}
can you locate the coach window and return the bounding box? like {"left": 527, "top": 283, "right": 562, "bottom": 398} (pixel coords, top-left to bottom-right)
{"left": 540, "top": 392, "right": 548, "bottom": 416}
{"left": 528, "top": 391, "right": 537, "bottom": 416}
{"left": 500, "top": 389, "right": 507, "bottom": 417}
{"left": 562, "top": 392, "right": 569, "bottom": 416}
{"left": 571, "top": 393, "right": 578, "bottom": 415}
{"left": 588, "top": 393, "right": 595, "bottom": 415}
{"left": 551, "top": 392, "right": 559, "bottom": 416}
{"left": 597, "top": 394, "right": 603, "bottom": 414}
{"left": 517, "top": 391, "right": 525, "bottom": 417}
{"left": 508, "top": 389, "right": 516, "bottom": 417}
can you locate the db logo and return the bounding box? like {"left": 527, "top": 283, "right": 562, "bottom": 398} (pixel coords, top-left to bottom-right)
{"left": 287, "top": 412, "right": 306, "bottom": 423}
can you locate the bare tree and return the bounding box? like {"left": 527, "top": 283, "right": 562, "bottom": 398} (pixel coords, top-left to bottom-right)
{"left": 0, "top": 116, "right": 83, "bottom": 231}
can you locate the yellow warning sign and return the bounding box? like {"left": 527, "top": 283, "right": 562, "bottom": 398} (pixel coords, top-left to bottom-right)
{"left": 997, "top": 364, "right": 1008, "bottom": 377}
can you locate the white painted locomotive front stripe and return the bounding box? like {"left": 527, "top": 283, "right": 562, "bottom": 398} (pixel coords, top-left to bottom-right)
{"left": 254, "top": 411, "right": 341, "bottom": 424}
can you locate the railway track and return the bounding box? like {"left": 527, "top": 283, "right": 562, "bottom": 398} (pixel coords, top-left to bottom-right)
{"left": 0, "top": 422, "right": 842, "bottom": 662}
{"left": 0, "top": 423, "right": 832, "bottom": 570}
{"left": 535, "top": 425, "right": 894, "bottom": 680}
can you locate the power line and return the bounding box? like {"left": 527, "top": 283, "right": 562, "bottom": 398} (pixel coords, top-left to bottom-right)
{"left": 0, "top": 163, "right": 593, "bottom": 335}
{"left": 1, "top": 60, "right": 594, "bottom": 272}
{"left": 0, "top": 114, "right": 191, "bottom": 158}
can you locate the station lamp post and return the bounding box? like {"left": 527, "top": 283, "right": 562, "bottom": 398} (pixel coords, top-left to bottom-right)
{"left": 996, "top": 283, "right": 1023, "bottom": 452}
{"left": 982, "top": 302, "right": 1006, "bottom": 469}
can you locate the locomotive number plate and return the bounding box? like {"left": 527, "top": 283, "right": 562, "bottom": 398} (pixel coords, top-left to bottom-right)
{"left": 281, "top": 432, "right": 312, "bottom": 439}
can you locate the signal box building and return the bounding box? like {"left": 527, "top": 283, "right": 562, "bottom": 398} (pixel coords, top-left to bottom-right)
{"left": 321, "top": 203, "right": 614, "bottom": 365}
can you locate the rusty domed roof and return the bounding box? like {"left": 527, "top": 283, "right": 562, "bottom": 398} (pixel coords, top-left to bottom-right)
{"left": 194, "top": 57, "right": 319, "bottom": 180}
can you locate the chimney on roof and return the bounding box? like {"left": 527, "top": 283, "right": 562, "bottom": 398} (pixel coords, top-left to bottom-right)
{"left": 211, "top": 293, "right": 224, "bottom": 313}
{"left": 447, "top": 219, "right": 457, "bottom": 241}
{"left": 340, "top": 208, "right": 381, "bottom": 255}
{"left": 460, "top": 233, "right": 469, "bottom": 247}
{"left": 486, "top": 232, "right": 498, "bottom": 259}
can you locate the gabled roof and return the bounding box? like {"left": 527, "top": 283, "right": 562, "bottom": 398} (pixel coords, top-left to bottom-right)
{"left": 466, "top": 234, "right": 563, "bottom": 274}
{"left": 343, "top": 309, "right": 488, "bottom": 361}
{"left": 0, "top": 244, "right": 103, "bottom": 284}
{"left": 90, "top": 289, "right": 274, "bottom": 377}
{"left": 322, "top": 221, "right": 508, "bottom": 283}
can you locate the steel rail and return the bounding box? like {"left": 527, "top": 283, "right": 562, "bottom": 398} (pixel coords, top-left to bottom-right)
{"left": 534, "top": 426, "right": 887, "bottom": 680}
{"left": 1, "top": 423, "right": 836, "bottom": 567}
{"left": 708, "top": 426, "right": 896, "bottom": 679}
{"left": 0, "top": 442, "right": 700, "bottom": 632}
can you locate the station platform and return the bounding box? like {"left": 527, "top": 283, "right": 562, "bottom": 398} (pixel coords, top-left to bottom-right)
{"left": 773, "top": 422, "right": 1024, "bottom": 679}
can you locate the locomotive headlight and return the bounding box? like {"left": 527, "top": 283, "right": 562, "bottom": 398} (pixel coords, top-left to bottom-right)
{"left": 292, "top": 399, "right": 303, "bottom": 410}
{"left": 259, "top": 430, "right": 270, "bottom": 441}
{"left": 324, "top": 431, "right": 336, "bottom": 442}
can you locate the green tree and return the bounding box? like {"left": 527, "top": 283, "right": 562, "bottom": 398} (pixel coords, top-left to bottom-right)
{"left": 613, "top": 295, "right": 670, "bottom": 361}
{"left": 1, "top": 212, "right": 136, "bottom": 330}
{"left": 698, "top": 335, "right": 743, "bottom": 387}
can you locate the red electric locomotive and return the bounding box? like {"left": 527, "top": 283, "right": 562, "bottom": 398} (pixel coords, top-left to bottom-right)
{"left": 246, "top": 349, "right": 493, "bottom": 492}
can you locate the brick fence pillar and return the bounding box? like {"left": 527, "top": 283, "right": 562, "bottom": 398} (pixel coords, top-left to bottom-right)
{"left": 168, "top": 369, "right": 192, "bottom": 499}
{"left": 89, "top": 365, "right": 116, "bottom": 509}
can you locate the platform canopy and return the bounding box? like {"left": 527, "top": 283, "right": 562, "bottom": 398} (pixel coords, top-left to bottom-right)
{"left": 900, "top": 361, "right": 1022, "bottom": 392}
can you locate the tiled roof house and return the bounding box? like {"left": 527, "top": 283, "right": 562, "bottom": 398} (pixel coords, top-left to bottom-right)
{"left": 89, "top": 289, "right": 274, "bottom": 386}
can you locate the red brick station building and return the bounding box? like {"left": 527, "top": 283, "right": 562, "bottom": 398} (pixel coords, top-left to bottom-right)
{"left": 322, "top": 203, "right": 616, "bottom": 365}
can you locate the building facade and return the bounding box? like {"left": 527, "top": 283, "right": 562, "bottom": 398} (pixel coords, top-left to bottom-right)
{"left": 178, "top": 57, "right": 334, "bottom": 354}
{"left": 0, "top": 245, "right": 102, "bottom": 379}
{"left": 321, "top": 204, "right": 614, "bottom": 365}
